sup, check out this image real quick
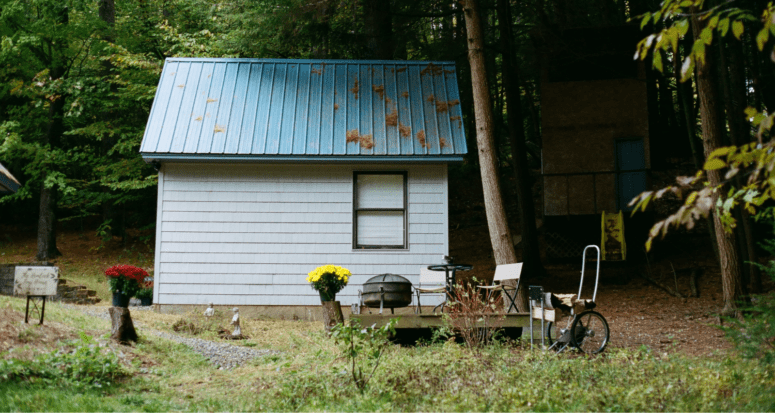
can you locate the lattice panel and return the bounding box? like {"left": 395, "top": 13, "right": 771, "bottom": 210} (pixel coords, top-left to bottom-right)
{"left": 545, "top": 231, "right": 587, "bottom": 259}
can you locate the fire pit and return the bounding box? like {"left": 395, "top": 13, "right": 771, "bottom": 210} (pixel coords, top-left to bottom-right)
{"left": 361, "top": 273, "right": 413, "bottom": 314}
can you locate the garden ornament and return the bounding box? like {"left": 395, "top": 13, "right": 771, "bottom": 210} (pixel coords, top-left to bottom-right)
{"left": 231, "top": 307, "right": 241, "bottom": 336}
{"left": 203, "top": 303, "right": 214, "bottom": 317}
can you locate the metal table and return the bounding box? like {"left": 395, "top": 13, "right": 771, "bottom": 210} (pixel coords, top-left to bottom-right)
{"left": 426, "top": 263, "right": 473, "bottom": 299}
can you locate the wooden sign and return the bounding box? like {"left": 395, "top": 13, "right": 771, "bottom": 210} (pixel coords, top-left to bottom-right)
{"left": 14, "top": 266, "right": 59, "bottom": 296}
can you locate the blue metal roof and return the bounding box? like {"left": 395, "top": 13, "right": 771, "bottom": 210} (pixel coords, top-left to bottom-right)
{"left": 0, "top": 162, "right": 20, "bottom": 194}
{"left": 140, "top": 58, "right": 468, "bottom": 162}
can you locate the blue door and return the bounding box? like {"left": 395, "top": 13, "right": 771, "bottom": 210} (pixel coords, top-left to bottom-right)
{"left": 616, "top": 139, "right": 647, "bottom": 211}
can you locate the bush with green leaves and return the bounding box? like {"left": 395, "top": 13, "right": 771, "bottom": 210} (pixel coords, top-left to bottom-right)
{"left": 330, "top": 318, "right": 397, "bottom": 393}
{"left": 0, "top": 333, "right": 125, "bottom": 388}
{"left": 722, "top": 216, "right": 775, "bottom": 363}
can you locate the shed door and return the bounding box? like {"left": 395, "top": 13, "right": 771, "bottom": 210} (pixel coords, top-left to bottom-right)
{"left": 616, "top": 138, "right": 647, "bottom": 211}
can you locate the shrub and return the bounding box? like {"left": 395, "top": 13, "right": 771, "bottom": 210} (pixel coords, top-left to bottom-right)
{"left": 445, "top": 279, "right": 504, "bottom": 348}
{"left": 722, "top": 217, "right": 775, "bottom": 363}
{"left": 0, "top": 333, "right": 126, "bottom": 388}
{"left": 331, "top": 318, "right": 397, "bottom": 393}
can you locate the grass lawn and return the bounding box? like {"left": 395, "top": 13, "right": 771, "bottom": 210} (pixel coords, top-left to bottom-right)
{"left": 1, "top": 293, "right": 774, "bottom": 412}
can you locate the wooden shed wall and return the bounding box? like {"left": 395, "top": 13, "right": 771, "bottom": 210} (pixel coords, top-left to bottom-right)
{"left": 541, "top": 78, "right": 648, "bottom": 216}
{"left": 153, "top": 163, "right": 448, "bottom": 306}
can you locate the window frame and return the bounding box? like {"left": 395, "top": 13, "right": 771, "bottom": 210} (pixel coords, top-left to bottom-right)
{"left": 352, "top": 171, "right": 408, "bottom": 249}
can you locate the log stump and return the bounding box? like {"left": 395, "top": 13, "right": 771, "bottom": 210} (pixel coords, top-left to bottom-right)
{"left": 321, "top": 301, "right": 344, "bottom": 333}
{"left": 109, "top": 307, "right": 138, "bottom": 343}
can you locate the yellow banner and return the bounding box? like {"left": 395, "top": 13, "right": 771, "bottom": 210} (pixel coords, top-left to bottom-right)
{"left": 601, "top": 211, "right": 626, "bottom": 261}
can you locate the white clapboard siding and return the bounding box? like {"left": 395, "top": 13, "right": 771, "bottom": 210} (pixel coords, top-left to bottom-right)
{"left": 154, "top": 162, "right": 449, "bottom": 306}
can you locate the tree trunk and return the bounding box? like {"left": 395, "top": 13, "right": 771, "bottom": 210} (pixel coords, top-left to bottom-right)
{"left": 691, "top": 14, "right": 745, "bottom": 317}
{"left": 720, "top": 37, "right": 761, "bottom": 294}
{"left": 497, "top": 0, "right": 543, "bottom": 311}
{"left": 675, "top": 32, "right": 719, "bottom": 263}
{"left": 35, "top": 184, "right": 60, "bottom": 261}
{"left": 321, "top": 301, "right": 344, "bottom": 333}
{"left": 99, "top": 0, "right": 120, "bottom": 240}
{"left": 35, "top": 6, "right": 68, "bottom": 261}
{"left": 109, "top": 307, "right": 138, "bottom": 343}
{"left": 463, "top": 0, "right": 519, "bottom": 312}
{"left": 362, "top": 0, "right": 394, "bottom": 59}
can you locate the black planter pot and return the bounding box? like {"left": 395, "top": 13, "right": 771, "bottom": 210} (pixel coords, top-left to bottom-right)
{"left": 112, "top": 292, "right": 130, "bottom": 308}
{"left": 140, "top": 296, "right": 153, "bottom": 306}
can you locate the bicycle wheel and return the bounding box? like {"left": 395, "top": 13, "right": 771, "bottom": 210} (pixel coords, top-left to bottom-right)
{"left": 545, "top": 321, "right": 556, "bottom": 344}
{"left": 570, "top": 311, "right": 609, "bottom": 354}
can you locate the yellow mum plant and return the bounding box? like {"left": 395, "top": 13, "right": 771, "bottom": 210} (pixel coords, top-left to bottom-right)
{"left": 307, "top": 265, "right": 351, "bottom": 300}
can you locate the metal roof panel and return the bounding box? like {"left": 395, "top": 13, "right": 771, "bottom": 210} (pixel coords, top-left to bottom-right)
{"left": 140, "top": 59, "right": 468, "bottom": 161}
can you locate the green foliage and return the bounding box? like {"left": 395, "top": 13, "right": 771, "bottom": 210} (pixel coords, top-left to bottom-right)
{"left": 0, "top": 333, "right": 126, "bottom": 388}
{"left": 634, "top": 0, "right": 774, "bottom": 81}
{"left": 330, "top": 317, "right": 398, "bottom": 393}
{"left": 721, "top": 214, "right": 775, "bottom": 363}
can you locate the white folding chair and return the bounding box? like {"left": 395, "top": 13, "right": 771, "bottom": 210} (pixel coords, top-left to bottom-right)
{"left": 414, "top": 267, "right": 447, "bottom": 314}
{"left": 476, "top": 262, "right": 523, "bottom": 313}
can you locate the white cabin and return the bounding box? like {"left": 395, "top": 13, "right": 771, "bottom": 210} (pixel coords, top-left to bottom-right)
{"left": 140, "top": 58, "right": 468, "bottom": 310}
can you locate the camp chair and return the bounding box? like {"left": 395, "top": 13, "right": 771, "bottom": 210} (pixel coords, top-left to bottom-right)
{"left": 414, "top": 267, "right": 448, "bottom": 314}
{"left": 476, "top": 262, "right": 523, "bottom": 313}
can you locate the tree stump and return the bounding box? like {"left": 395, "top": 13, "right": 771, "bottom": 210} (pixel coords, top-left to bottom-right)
{"left": 321, "top": 301, "right": 344, "bottom": 333}
{"left": 109, "top": 307, "right": 138, "bottom": 343}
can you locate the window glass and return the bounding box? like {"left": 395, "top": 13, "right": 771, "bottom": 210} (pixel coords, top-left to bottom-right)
{"left": 354, "top": 172, "right": 406, "bottom": 248}
{"left": 356, "top": 174, "right": 404, "bottom": 209}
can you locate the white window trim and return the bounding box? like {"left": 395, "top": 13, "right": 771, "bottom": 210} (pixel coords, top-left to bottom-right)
{"left": 352, "top": 171, "right": 408, "bottom": 249}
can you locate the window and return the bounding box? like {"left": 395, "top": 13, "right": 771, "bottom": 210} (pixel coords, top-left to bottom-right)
{"left": 353, "top": 172, "right": 407, "bottom": 249}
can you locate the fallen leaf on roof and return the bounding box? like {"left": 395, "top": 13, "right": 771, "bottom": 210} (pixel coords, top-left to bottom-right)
{"left": 206, "top": 98, "right": 218, "bottom": 103}
{"left": 359, "top": 134, "right": 374, "bottom": 149}
{"left": 372, "top": 84, "right": 385, "bottom": 99}
{"left": 427, "top": 94, "right": 435, "bottom": 102}
{"left": 195, "top": 116, "right": 203, "bottom": 121}
{"left": 417, "top": 130, "right": 429, "bottom": 149}
{"left": 334, "top": 103, "right": 340, "bottom": 110}
{"left": 402, "top": 91, "right": 409, "bottom": 98}
{"left": 350, "top": 79, "right": 359, "bottom": 99}
{"left": 440, "top": 138, "right": 448, "bottom": 148}
{"left": 177, "top": 84, "right": 185, "bottom": 88}
{"left": 214, "top": 124, "right": 226, "bottom": 133}
{"left": 420, "top": 62, "right": 443, "bottom": 76}
{"left": 399, "top": 122, "right": 411, "bottom": 138}
{"left": 396, "top": 67, "right": 407, "bottom": 73}
{"left": 385, "top": 107, "right": 398, "bottom": 127}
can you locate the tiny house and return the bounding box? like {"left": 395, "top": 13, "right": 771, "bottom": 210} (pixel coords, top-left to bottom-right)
{"left": 139, "top": 58, "right": 468, "bottom": 312}
{"left": 539, "top": 27, "right": 650, "bottom": 258}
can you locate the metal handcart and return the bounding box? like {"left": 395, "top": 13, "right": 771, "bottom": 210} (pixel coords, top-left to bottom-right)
{"left": 529, "top": 245, "right": 610, "bottom": 354}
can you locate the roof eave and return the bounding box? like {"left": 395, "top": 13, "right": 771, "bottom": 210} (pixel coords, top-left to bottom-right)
{"left": 141, "top": 153, "right": 466, "bottom": 164}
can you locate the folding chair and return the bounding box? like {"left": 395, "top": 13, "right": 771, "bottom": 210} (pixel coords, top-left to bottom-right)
{"left": 476, "top": 262, "right": 523, "bottom": 313}
{"left": 414, "top": 267, "right": 448, "bottom": 314}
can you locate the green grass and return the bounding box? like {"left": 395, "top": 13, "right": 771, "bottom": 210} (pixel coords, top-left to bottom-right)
{"left": 1, "top": 292, "right": 774, "bottom": 411}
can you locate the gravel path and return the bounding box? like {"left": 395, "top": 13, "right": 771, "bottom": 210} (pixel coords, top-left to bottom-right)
{"left": 63, "top": 304, "right": 278, "bottom": 369}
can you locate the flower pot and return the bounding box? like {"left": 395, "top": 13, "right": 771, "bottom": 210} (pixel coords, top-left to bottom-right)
{"left": 140, "top": 296, "right": 153, "bottom": 306}
{"left": 319, "top": 290, "right": 335, "bottom": 302}
{"left": 112, "top": 292, "right": 130, "bottom": 308}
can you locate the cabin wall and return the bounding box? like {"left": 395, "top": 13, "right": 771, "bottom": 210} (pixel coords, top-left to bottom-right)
{"left": 153, "top": 162, "right": 448, "bottom": 306}
{"left": 541, "top": 78, "right": 649, "bottom": 216}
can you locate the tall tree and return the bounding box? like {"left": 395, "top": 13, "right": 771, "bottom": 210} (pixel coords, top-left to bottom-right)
{"left": 462, "top": 0, "right": 521, "bottom": 311}
{"left": 497, "top": 0, "right": 544, "bottom": 300}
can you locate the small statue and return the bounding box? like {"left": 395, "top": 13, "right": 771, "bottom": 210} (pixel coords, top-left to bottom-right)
{"left": 230, "top": 307, "right": 241, "bottom": 336}
{"left": 203, "top": 303, "right": 214, "bottom": 317}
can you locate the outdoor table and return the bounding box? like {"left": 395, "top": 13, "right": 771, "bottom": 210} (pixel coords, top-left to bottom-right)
{"left": 426, "top": 263, "right": 473, "bottom": 299}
